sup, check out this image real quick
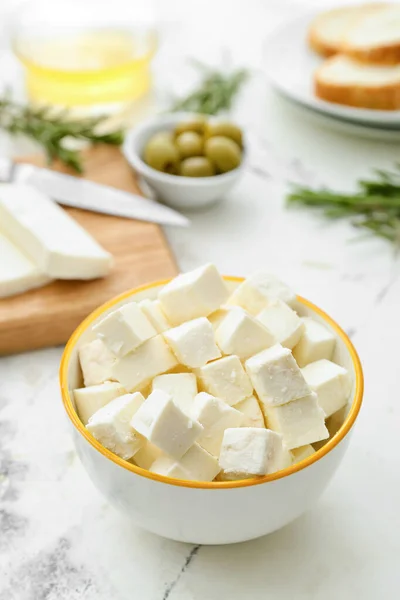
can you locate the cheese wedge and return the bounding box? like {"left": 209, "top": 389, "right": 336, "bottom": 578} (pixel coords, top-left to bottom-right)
{"left": 0, "top": 183, "right": 112, "bottom": 279}
{"left": 343, "top": 5, "right": 400, "bottom": 65}
{"left": 315, "top": 54, "right": 400, "bottom": 110}
{"left": 0, "top": 231, "right": 51, "bottom": 298}
{"left": 308, "top": 4, "right": 385, "bottom": 58}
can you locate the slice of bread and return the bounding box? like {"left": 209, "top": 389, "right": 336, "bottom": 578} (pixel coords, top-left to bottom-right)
{"left": 308, "top": 4, "right": 387, "bottom": 58}
{"left": 343, "top": 5, "right": 400, "bottom": 64}
{"left": 315, "top": 54, "right": 400, "bottom": 109}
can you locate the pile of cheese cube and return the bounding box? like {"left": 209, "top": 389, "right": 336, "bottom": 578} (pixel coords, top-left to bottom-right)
{"left": 73, "top": 264, "right": 351, "bottom": 482}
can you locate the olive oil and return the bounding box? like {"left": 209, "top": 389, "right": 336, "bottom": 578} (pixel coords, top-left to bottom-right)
{"left": 14, "top": 30, "right": 156, "bottom": 114}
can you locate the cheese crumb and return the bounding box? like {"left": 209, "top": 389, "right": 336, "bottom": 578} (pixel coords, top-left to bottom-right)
{"left": 163, "top": 317, "right": 221, "bottom": 368}
{"left": 195, "top": 355, "right": 253, "bottom": 406}
{"left": 131, "top": 389, "right": 203, "bottom": 459}
{"left": 245, "top": 344, "right": 311, "bottom": 407}
{"left": 292, "top": 318, "right": 336, "bottom": 367}
{"left": 159, "top": 263, "right": 229, "bottom": 325}
{"left": 192, "top": 392, "right": 243, "bottom": 456}
{"left": 86, "top": 393, "right": 145, "bottom": 460}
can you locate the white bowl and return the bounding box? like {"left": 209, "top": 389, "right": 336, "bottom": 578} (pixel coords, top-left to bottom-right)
{"left": 60, "top": 277, "right": 363, "bottom": 545}
{"left": 122, "top": 113, "right": 245, "bottom": 210}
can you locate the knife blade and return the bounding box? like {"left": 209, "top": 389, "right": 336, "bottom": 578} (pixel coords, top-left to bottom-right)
{"left": 0, "top": 158, "right": 189, "bottom": 228}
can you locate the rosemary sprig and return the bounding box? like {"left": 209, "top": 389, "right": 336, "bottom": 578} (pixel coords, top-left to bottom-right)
{"left": 170, "top": 61, "right": 248, "bottom": 115}
{"left": 287, "top": 165, "right": 400, "bottom": 246}
{"left": 0, "top": 95, "right": 124, "bottom": 173}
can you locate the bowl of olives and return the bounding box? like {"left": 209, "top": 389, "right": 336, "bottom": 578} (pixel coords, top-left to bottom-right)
{"left": 123, "top": 113, "right": 245, "bottom": 210}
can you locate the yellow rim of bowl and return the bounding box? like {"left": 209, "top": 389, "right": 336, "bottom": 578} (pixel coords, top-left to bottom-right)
{"left": 60, "top": 276, "right": 364, "bottom": 489}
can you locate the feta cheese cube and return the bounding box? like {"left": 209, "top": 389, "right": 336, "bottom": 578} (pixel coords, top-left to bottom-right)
{"left": 133, "top": 441, "right": 164, "bottom": 470}
{"left": 139, "top": 299, "right": 170, "bottom": 333}
{"left": 219, "top": 427, "right": 289, "bottom": 478}
{"left": 111, "top": 335, "right": 178, "bottom": 392}
{"left": 234, "top": 395, "right": 265, "bottom": 428}
{"left": 208, "top": 305, "right": 235, "bottom": 330}
{"left": 215, "top": 308, "right": 275, "bottom": 360}
{"left": 263, "top": 392, "right": 329, "bottom": 449}
{"left": 93, "top": 303, "right": 157, "bottom": 357}
{"left": 150, "top": 443, "right": 220, "bottom": 482}
{"left": 245, "top": 344, "right": 311, "bottom": 408}
{"left": 228, "top": 272, "right": 296, "bottom": 315}
{"left": 301, "top": 359, "right": 351, "bottom": 417}
{"left": 86, "top": 393, "right": 145, "bottom": 460}
{"left": 292, "top": 318, "right": 336, "bottom": 367}
{"left": 152, "top": 373, "right": 198, "bottom": 415}
{"left": 159, "top": 263, "right": 229, "bottom": 325}
{"left": 74, "top": 381, "right": 126, "bottom": 425}
{"left": 131, "top": 390, "right": 203, "bottom": 459}
{"left": 257, "top": 300, "right": 304, "bottom": 350}
{"left": 192, "top": 392, "right": 243, "bottom": 456}
{"left": 163, "top": 318, "right": 221, "bottom": 368}
{"left": 291, "top": 444, "right": 315, "bottom": 464}
{"left": 195, "top": 355, "right": 253, "bottom": 406}
{"left": 78, "top": 339, "right": 116, "bottom": 387}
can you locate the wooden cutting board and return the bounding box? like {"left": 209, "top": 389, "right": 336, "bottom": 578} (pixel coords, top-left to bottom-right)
{"left": 0, "top": 145, "right": 178, "bottom": 355}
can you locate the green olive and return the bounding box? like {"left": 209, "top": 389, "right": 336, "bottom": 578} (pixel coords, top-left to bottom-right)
{"left": 174, "top": 116, "right": 206, "bottom": 137}
{"left": 175, "top": 131, "right": 203, "bottom": 159}
{"left": 204, "top": 136, "right": 241, "bottom": 173}
{"left": 143, "top": 133, "right": 180, "bottom": 174}
{"left": 205, "top": 121, "right": 243, "bottom": 147}
{"left": 180, "top": 156, "right": 216, "bottom": 177}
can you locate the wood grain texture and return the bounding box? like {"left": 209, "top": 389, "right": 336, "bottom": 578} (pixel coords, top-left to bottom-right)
{"left": 0, "top": 145, "right": 178, "bottom": 355}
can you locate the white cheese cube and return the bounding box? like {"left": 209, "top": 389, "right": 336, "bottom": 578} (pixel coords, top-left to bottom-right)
{"left": 131, "top": 390, "right": 203, "bottom": 459}
{"left": 195, "top": 355, "right": 253, "bottom": 406}
{"left": 111, "top": 335, "right": 178, "bottom": 392}
{"left": 219, "top": 427, "right": 289, "bottom": 478}
{"left": 291, "top": 444, "right": 315, "bottom": 464}
{"left": 234, "top": 395, "right": 265, "bottom": 428}
{"left": 192, "top": 392, "right": 243, "bottom": 456}
{"left": 152, "top": 373, "right": 197, "bottom": 415}
{"left": 163, "top": 318, "right": 221, "bottom": 368}
{"left": 208, "top": 305, "right": 235, "bottom": 330}
{"left": 215, "top": 308, "right": 275, "bottom": 360}
{"left": 74, "top": 381, "right": 126, "bottom": 425}
{"left": 86, "top": 393, "right": 145, "bottom": 460}
{"left": 257, "top": 300, "right": 304, "bottom": 350}
{"left": 301, "top": 359, "right": 351, "bottom": 417}
{"left": 78, "top": 339, "right": 116, "bottom": 387}
{"left": 228, "top": 272, "right": 296, "bottom": 315}
{"left": 245, "top": 344, "right": 311, "bottom": 408}
{"left": 292, "top": 318, "right": 336, "bottom": 367}
{"left": 0, "top": 183, "right": 112, "bottom": 279}
{"left": 150, "top": 443, "right": 220, "bottom": 482}
{"left": 93, "top": 303, "right": 157, "bottom": 357}
{"left": 139, "top": 299, "right": 170, "bottom": 333}
{"left": 158, "top": 263, "right": 229, "bottom": 325}
{"left": 263, "top": 392, "right": 329, "bottom": 449}
{"left": 0, "top": 231, "right": 52, "bottom": 298}
{"left": 133, "top": 441, "right": 164, "bottom": 470}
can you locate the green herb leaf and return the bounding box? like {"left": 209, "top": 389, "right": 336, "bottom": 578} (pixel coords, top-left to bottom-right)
{"left": 0, "top": 94, "right": 124, "bottom": 173}
{"left": 286, "top": 166, "right": 400, "bottom": 246}
{"left": 170, "top": 62, "right": 248, "bottom": 115}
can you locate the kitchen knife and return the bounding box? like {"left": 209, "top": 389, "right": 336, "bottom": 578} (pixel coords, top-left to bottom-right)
{"left": 0, "top": 158, "right": 189, "bottom": 228}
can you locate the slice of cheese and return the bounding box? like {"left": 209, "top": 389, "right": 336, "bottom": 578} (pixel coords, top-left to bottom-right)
{"left": 0, "top": 231, "right": 52, "bottom": 298}
{"left": 0, "top": 183, "right": 112, "bottom": 279}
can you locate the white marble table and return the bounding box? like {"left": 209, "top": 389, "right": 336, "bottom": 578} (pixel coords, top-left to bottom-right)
{"left": 1, "top": 1, "right": 400, "bottom": 598}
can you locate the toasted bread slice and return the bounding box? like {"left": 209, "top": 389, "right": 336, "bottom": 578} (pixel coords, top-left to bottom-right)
{"left": 315, "top": 54, "right": 400, "bottom": 110}
{"left": 308, "top": 4, "right": 387, "bottom": 58}
{"left": 343, "top": 5, "right": 400, "bottom": 64}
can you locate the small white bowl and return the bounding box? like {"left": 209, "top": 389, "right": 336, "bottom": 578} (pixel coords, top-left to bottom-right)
{"left": 60, "top": 277, "right": 363, "bottom": 545}
{"left": 123, "top": 112, "right": 245, "bottom": 211}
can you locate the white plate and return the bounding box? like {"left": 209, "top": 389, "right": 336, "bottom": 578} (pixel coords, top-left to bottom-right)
{"left": 264, "top": 13, "right": 400, "bottom": 128}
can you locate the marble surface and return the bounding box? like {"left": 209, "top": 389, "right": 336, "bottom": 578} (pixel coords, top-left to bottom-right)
{"left": 1, "top": 1, "right": 400, "bottom": 598}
